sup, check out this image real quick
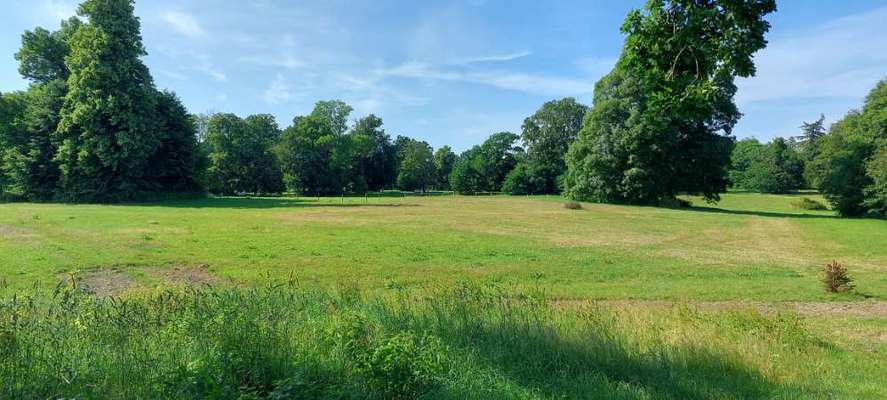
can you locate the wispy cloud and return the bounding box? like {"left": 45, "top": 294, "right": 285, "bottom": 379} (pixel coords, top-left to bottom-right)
{"left": 449, "top": 50, "right": 532, "bottom": 65}
{"left": 381, "top": 61, "right": 596, "bottom": 97}
{"left": 238, "top": 54, "right": 304, "bottom": 69}
{"left": 161, "top": 11, "right": 207, "bottom": 39}
{"left": 737, "top": 6, "right": 887, "bottom": 105}
{"left": 263, "top": 74, "right": 294, "bottom": 104}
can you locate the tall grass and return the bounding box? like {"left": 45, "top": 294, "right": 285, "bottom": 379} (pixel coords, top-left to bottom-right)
{"left": 0, "top": 281, "right": 878, "bottom": 399}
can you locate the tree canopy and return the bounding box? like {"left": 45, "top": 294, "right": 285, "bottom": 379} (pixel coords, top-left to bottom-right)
{"left": 564, "top": 0, "right": 776, "bottom": 205}
{"left": 517, "top": 97, "right": 587, "bottom": 194}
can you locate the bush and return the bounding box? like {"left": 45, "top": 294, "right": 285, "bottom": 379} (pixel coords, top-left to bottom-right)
{"left": 563, "top": 201, "right": 583, "bottom": 210}
{"left": 791, "top": 197, "right": 828, "bottom": 211}
{"left": 659, "top": 197, "right": 693, "bottom": 208}
{"left": 822, "top": 260, "right": 854, "bottom": 293}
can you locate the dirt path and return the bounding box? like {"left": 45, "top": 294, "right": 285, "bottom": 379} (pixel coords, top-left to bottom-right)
{"left": 554, "top": 299, "right": 887, "bottom": 317}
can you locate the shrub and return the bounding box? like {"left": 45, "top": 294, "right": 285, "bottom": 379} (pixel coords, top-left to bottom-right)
{"left": 791, "top": 197, "right": 828, "bottom": 211}
{"left": 822, "top": 260, "right": 854, "bottom": 293}
{"left": 563, "top": 201, "right": 583, "bottom": 210}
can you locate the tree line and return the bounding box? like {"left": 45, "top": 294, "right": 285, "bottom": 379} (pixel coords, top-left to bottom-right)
{"left": 1, "top": 0, "right": 884, "bottom": 218}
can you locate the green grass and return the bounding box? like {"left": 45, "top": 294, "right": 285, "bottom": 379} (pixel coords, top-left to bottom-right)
{"left": 0, "top": 192, "right": 885, "bottom": 398}
{"left": 1, "top": 283, "right": 884, "bottom": 399}
{"left": 0, "top": 192, "right": 884, "bottom": 300}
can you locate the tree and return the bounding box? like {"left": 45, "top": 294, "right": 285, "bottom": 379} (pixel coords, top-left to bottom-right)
{"left": 520, "top": 98, "right": 588, "bottom": 194}
{"left": 396, "top": 140, "right": 435, "bottom": 191}
{"left": 278, "top": 114, "right": 340, "bottom": 195}
{"left": 310, "top": 100, "right": 353, "bottom": 136}
{"left": 433, "top": 146, "right": 456, "bottom": 190}
{"left": 728, "top": 137, "right": 804, "bottom": 193}
{"left": 449, "top": 148, "right": 485, "bottom": 194}
{"left": 0, "top": 82, "right": 66, "bottom": 200}
{"left": 350, "top": 114, "right": 397, "bottom": 191}
{"left": 147, "top": 91, "right": 203, "bottom": 193}
{"left": 501, "top": 162, "right": 533, "bottom": 195}
{"left": 56, "top": 0, "right": 163, "bottom": 201}
{"left": 14, "top": 17, "right": 81, "bottom": 83}
{"left": 479, "top": 132, "right": 523, "bottom": 191}
{"left": 450, "top": 132, "right": 523, "bottom": 194}
{"left": 204, "top": 113, "right": 284, "bottom": 195}
{"left": 863, "top": 146, "right": 887, "bottom": 218}
{"left": 808, "top": 80, "right": 886, "bottom": 216}
{"left": 564, "top": 0, "right": 776, "bottom": 205}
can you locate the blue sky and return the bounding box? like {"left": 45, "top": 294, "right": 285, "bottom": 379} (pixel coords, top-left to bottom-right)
{"left": 2, "top": 0, "right": 885, "bottom": 151}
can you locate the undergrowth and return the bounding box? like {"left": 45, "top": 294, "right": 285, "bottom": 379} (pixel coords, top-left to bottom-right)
{"left": 0, "top": 281, "right": 879, "bottom": 399}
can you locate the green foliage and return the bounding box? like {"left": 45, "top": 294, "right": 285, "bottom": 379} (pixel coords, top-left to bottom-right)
{"left": 350, "top": 115, "right": 397, "bottom": 191}
{"left": 55, "top": 0, "right": 162, "bottom": 201}
{"left": 396, "top": 140, "right": 436, "bottom": 191}
{"left": 340, "top": 318, "right": 444, "bottom": 399}
{"left": 501, "top": 162, "right": 533, "bottom": 195}
{"left": 14, "top": 17, "right": 80, "bottom": 83}
{"left": 148, "top": 91, "right": 204, "bottom": 193}
{"left": 791, "top": 197, "right": 828, "bottom": 211}
{"left": 451, "top": 132, "right": 523, "bottom": 194}
{"left": 863, "top": 146, "right": 887, "bottom": 217}
{"left": 1, "top": 282, "right": 881, "bottom": 399}
{"left": 807, "top": 80, "right": 886, "bottom": 217}
{"left": 205, "top": 113, "right": 284, "bottom": 195}
{"left": 729, "top": 138, "right": 804, "bottom": 194}
{"left": 565, "top": 0, "right": 776, "bottom": 205}
{"left": 433, "top": 146, "right": 457, "bottom": 190}
{"left": 0, "top": 82, "right": 65, "bottom": 200}
{"left": 519, "top": 97, "right": 588, "bottom": 194}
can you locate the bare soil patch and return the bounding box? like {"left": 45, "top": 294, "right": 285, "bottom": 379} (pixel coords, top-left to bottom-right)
{"left": 150, "top": 264, "right": 223, "bottom": 287}
{"left": 64, "top": 269, "right": 140, "bottom": 298}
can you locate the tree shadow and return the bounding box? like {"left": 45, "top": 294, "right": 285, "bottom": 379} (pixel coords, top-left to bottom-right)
{"left": 128, "top": 197, "right": 420, "bottom": 210}
{"left": 685, "top": 205, "right": 839, "bottom": 219}
{"left": 432, "top": 319, "right": 801, "bottom": 399}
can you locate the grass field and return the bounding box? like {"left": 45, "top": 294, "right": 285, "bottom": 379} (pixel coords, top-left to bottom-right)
{"left": 1, "top": 193, "right": 885, "bottom": 398}
{"left": 1, "top": 192, "right": 885, "bottom": 300}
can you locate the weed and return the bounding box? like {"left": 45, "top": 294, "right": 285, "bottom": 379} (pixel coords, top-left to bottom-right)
{"left": 791, "top": 197, "right": 828, "bottom": 211}
{"left": 822, "top": 260, "right": 854, "bottom": 293}
{"left": 563, "top": 201, "right": 583, "bottom": 210}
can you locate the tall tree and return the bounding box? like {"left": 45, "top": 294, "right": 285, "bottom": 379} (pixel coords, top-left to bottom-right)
{"left": 808, "top": 80, "right": 886, "bottom": 216}
{"left": 204, "top": 113, "right": 283, "bottom": 195}
{"left": 520, "top": 98, "right": 588, "bottom": 194}
{"left": 564, "top": 0, "right": 776, "bottom": 205}
{"left": 56, "top": 0, "right": 162, "bottom": 201}
{"left": 450, "top": 132, "right": 523, "bottom": 193}
{"left": 396, "top": 139, "right": 436, "bottom": 192}
{"left": 433, "top": 146, "right": 457, "bottom": 190}
{"left": 0, "top": 82, "right": 66, "bottom": 199}
{"left": 479, "top": 132, "right": 523, "bottom": 191}
{"left": 14, "top": 17, "right": 81, "bottom": 83}
{"left": 350, "top": 114, "right": 397, "bottom": 190}
{"left": 147, "top": 91, "right": 203, "bottom": 192}
{"left": 278, "top": 114, "right": 341, "bottom": 195}
{"left": 310, "top": 100, "right": 353, "bottom": 136}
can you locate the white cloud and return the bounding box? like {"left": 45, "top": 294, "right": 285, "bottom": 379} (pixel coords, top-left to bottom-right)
{"left": 263, "top": 74, "right": 294, "bottom": 104}
{"left": 161, "top": 11, "right": 207, "bottom": 39}
{"left": 239, "top": 54, "right": 304, "bottom": 69}
{"left": 449, "top": 50, "right": 532, "bottom": 65}
{"left": 737, "top": 7, "right": 887, "bottom": 105}
{"left": 381, "top": 61, "right": 596, "bottom": 97}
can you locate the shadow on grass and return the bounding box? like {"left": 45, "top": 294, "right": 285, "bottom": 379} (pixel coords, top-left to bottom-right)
{"left": 685, "top": 205, "right": 838, "bottom": 219}
{"left": 130, "top": 197, "right": 421, "bottom": 209}
{"left": 435, "top": 320, "right": 796, "bottom": 399}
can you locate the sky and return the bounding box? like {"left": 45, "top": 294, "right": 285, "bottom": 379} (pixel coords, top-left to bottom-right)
{"left": 1, "top": 0, "right": 885, "bottom": 151}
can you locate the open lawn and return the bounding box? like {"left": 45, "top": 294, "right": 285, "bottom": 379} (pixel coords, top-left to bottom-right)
{"left": 1, "top": 193, "right": 885, "bottom": 399}
{"left": 0, "top": 192, "right": 884, "bottom": 301}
